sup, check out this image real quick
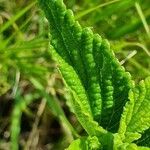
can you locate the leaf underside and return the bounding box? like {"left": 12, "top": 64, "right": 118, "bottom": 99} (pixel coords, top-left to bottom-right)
{"left": 39, "top": 0, "right": 132, "bottom": 133}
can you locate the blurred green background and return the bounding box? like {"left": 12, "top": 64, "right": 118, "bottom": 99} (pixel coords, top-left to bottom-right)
{"left": 0, "top": 0, "right": 150, "bottom": 149}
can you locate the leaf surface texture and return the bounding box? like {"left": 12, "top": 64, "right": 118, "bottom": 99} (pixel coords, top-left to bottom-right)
{"left": 38, "top": 0, "right": 132, "bottom": 133}
{"left": 119, "top": 77, "right": 150, "bottom": 144}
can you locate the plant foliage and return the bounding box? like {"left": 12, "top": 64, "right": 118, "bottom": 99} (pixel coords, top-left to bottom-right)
{"left": 38, "top": 0, "right": 150, "bottom": 149}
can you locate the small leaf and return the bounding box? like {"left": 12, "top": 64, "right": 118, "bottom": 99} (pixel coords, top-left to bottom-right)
{"left": 119, "top": 77, "right": 150, "bottom": 143}
{"left": 66, "top": 136, "right": 102, "bottom": 150}
{"left": 66, "top": 138, "right": 88, "bottom": 150}
{"left": 127, "top": 77, "right": 150, "bottom": 133}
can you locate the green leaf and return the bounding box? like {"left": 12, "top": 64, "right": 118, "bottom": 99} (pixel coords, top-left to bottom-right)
{"left": 119, "top": 77, "right": 150, "bottom": 143}
{"left": 66, "top": 138, "right": 88, "bottom": 150}
{"left": 127, "top": 77, "right": 150, "bottom": 133}
{"left": 66, "top": 136, "right": 102, "bottom": 150}
{"left": 38, "top": 0, "right": 132, "bottom": 133}
{"left": 38, "top": 0, "right": 150, "bottom": 149}
{"left": 50, "top": 45, "right": 107, "bottom": 137}
{"left": 113, "top": 133, "right": 150, "bottom": 150}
